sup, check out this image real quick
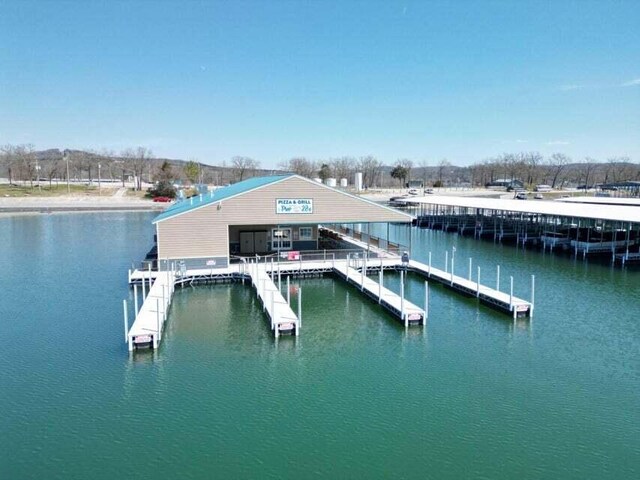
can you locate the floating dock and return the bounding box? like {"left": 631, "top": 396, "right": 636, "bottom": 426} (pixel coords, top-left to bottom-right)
{"left": 124, "top": 253, "right": 533, "bottom": 351}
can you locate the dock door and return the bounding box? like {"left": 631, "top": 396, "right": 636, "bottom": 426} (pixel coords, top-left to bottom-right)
{"left": 240, "top": 230, "right": 268, "bottom": 254}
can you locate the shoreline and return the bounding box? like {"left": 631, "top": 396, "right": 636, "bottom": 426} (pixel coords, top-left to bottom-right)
{"left": 0, "top": 196, "right": 164, "bottom": 217}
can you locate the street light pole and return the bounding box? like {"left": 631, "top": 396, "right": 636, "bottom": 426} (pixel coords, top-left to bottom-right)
{"left": 35, "top": 158, "right": 41, "bottom": 192}
{"left": 64, "top": 150, "right": 70, "bottom": 194}
{"left": 98, "top": 163, "right": 101, "bottom": 195}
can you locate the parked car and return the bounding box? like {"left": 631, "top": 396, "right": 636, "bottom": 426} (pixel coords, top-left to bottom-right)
{"left": 153, "top": 196, "right": 173, "bottom": 203}
{"left": 425, "top": 188, "right": 434, "bottom": 194}
{"left": 534, "top": 193, "right": 543, "bottom": 200}
{"left": 408, "top": 189, "right": 419, "bottom": 195}
{"left": 515, "top": 192, "right": 527, "bottom": 200}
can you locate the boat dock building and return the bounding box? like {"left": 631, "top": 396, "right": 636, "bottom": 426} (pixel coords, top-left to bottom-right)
{"left": 122, "top": 175, "right": 534, "bottom": 351}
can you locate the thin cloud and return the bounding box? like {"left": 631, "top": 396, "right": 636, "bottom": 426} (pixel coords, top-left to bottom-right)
{"left": 546, "top": 140, "right": 570, "bottom": 146}
{"left": 559, "top": 84, "right": 586, "bottom": 91}
{"left": 621, "top": 78, "right": 640, "bottom": 87}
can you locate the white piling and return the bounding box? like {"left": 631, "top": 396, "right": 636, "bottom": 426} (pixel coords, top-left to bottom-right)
{"left": 133, "top": 284, "right": 139, "bottom": 315}
{"left": 278, "top": 269, "right": 282, "bottom": 293}
{"left": 451, "top": 255, "right": 455, "bottom": 286}
{"left": 287, "top": 275, "right": 290, "bottom": 305}
{"left": 424, "top": 281, "right": 429, "bottom": 324}
{"left": 428, "top": 252, "right": 432, "bottom": 276}
{"left": 496, "top": 265, "right": 500, "bottom": 291}
{"left": 148, "top": 263, "right": 152, "bottom": 291}
{"left": 270, "top": 257, "right": 274, "bottom": 281}
{"left": 509, "top": 276, "right": 514, "bottom": 309}
{"left": 530, "top": 274, "right": 535, "bottom": 318}
{"left": 346, "top": 254, "right": 350, "bottom": 281}
{"left": 468, "top": 257, "right": 472, "bottom": 281}
{"left": 297, "top": 287, "right": 302, "bottom": 333}
{"left": 162, "top": 285, "right": 166, "bottom": 320}
{"left": 270, "top": 290, "right": 274, "bottom": 330}
{"left": 123, "top": 299, "right": 129, "bottom": 343}
{"left": 400, "top": 270, "right": 406, "bottom": 327}
{"left": 155, "top": 299, "right": 160, "bottom": 348}
{"left": 445, "top": 251, "right": 448, "bottom": 273}
{"left": 142, "top": 272, "right": 146, "bottom": 299}
{"left": 361, "top": 255, "right": 365, "bottom": 291}
{"left": 378, "top": 268, "right": 383, "bottom": 304}
{"left": 477, "top": 266, "right": 481, "bottom": 297}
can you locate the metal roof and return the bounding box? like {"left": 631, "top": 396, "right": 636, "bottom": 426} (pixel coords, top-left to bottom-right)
{"left": 153, "top": 174, "right": 292, "bottom": 223}
{"left": 557, "top": 196, "right": 640, "bottom": 207}
{"left": 404, "top": 195, "right": 640, "bottom": 223}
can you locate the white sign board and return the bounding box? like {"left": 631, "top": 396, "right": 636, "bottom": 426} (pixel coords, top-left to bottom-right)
{"left": 276, "top": 198, "right": 313, "bottom": 214}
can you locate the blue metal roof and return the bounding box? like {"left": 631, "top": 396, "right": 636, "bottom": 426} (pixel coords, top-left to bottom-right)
{"left": 153, "top": 174, "right": 293, "bottom": 223}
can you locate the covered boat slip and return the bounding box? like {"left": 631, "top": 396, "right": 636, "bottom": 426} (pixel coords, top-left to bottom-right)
{"left": 409, "top": 195, "right": 640, "bottom": 262}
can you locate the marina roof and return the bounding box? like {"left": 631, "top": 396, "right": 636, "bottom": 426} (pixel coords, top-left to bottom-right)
{"left": 557, "top": 196, "right": 640, "bottom": 207}
{"left": 404, "top": 195, "right": 640, "bottom": 223}
{"left": 153, "top": 174, "right": 292, "bottom": 223}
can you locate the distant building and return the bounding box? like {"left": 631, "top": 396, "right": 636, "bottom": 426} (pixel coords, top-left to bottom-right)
{"left": 485, "top": 179, "right": 524, "bottom": 189}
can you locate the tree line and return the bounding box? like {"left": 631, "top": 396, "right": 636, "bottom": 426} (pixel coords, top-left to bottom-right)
{"left": 1, "top": 144, "right": 638, "bottom": 190}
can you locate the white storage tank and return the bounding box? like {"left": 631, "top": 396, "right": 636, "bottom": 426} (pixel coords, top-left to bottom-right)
{"left": 325, "top": 178, "right": 337, "bottom": 187}
{"left": 340, "top": 178, "right": 348, "bottom": 188}
{"left": 355, "top": 172, "right": 363, "bottom": 191}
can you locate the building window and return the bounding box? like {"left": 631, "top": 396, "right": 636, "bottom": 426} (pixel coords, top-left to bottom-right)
{"left": 299, "top": 227, "right": 313, "bottom": 240}
{"left": 271, "top": 228, "right": 292, "bottom": 251}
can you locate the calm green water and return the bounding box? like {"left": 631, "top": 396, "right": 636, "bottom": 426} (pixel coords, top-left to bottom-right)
{"left": 1, "top": 213, "right": 639, "bottom": 479}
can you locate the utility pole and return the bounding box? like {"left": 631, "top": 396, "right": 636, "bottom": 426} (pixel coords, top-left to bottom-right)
{"left": 98, "top": 163, "right": 101, "bottom": 195}
{"left": 64, "top": 150, "right": 70, "bottom": 194}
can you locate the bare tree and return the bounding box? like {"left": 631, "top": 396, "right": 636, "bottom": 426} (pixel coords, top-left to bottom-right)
{"left": 547, "top": 153, "right": 571, "bottom": 188}
{"left": 279, "top": 158, "right": 317, "bottom": 178}
{"left": 358, "top": 156, "right": 383, "bottom": 188}
{"left": 330, "top": 156, "right": 356, "bottom": 181}
{"left": 121, "top": 147, "right": 153, "bottom": 190}
{"left": 437, "top": 159, "right": 451, "bottom": 185}
{"left": 231, "top": 156, "right": 260, "bottom": 182}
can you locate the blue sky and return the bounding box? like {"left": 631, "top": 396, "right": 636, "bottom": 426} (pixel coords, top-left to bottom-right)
{"left": 1, "top": 0, "right": 638, "bottom": 167}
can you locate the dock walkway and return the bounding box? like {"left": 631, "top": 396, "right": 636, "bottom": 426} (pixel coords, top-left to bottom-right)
{"left": 407, "top": 259, "right": 532, "bottom": 318}
{"left": 333, "top": 262, "right": 425, "bottom": 326}
{"left": 127, "top": 269, "right": 174, "bottom": 350}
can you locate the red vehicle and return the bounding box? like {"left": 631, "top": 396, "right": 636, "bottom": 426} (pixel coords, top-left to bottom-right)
{"left": 152, "top": 196, "right": 173, "bottom": 203}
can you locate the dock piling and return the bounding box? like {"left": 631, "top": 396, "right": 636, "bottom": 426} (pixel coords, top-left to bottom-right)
{"left": 424, "top": 281, "right": 429, "bottom": 324}
{"left": 428, "top": 252, "right": 432, "bottom": 276}
{"left": 468, "top": 257, "right": 472, "bottom": 281}
{"left": 142, "top": 270, "right": 146, "bottom": 299}
{"left": 133, "top": 284, "right": 139, "bottom": 315}
{"left": 400, "top": 270, "right": 406, "bottom": 327}
{"left": 297, "top": 287, "right": 302, "bottom": 332}
{"left": 496, "top": 265, "right": 500, "bottom": 291}
{"left": 270, "top": 290, "right": 274, "bottom": 330}
{"left": 123, "top": 299, "right": 129, "bottom": 343}
{"left": 287, "top": 275, "right": 290, "bottom": 305}
{"left": 530, "top": 274, "right": 535, "bottom": 317}
{"left": 509, "top": 276, "right": 514, "bottom": 311}
{"left": 477, "top": 266, "right": 481, "bottom": 298}
{"left": 378, "top": 268, "right": 383, "bottom": 304}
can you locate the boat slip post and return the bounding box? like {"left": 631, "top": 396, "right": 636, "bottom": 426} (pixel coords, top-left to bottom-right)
{"left": 445, "top": 251, "right": 448, "bottom": 274}
{"left": 509, "top": 276, "right": 514, "bottom": 310}
{"left": 123, "top": 299, "right": 129, "bottom": 343}
{"left": 496, "top": 265, "right": 501, "bottom": 291}
{"left": 270, "top": 257, "right": 274, "bottom": 281}
{"left": 468, "top": 258, "right": 472, "bottom": 281}
{"left": 361, "top": 255, "right": 365, "bottom": 291}
{"left": 477, "top": 266, "right": 481, "bottom": 298}
{"left": 530, "top": 274, "right": 535, "bottom": 317}
{"left": 297, "top": 287, "right": 302, "bottom": 330}
{"left": 142, "top": 270, "right": 146, "bottom": 299}
{"left": 346, "top": 254, "right": 350, "bottom": 281}
{"left": 278, "top": 269, "right": 282, "bottom": 293}
{"left": 133, "top": 284, "right": 139, "bottom": 315}
{"left": 270, "top": 290, "right": 274, "bottom": 330}
{"left": 378, "top": 268, "right": 383, "bottom": 304}
{"left": 162, "top": 285, "right": 166, "bottom": 320}
{"left": 428, "top": 251, "right": 432, "bottom": 276}
{"left": 287, "top": 276, "right": 290, "bottom": 305}
{"left": 424, "top": 281, "right": 429, "bottom": 323}
{"left": 400, "top": 270, "right": 406, "bottom": 327}
{"left": 148, "top": 263, "right": 152, "bottom": 290}
{"left": 154, "top": 299, "right": 160, "bottom": 349}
